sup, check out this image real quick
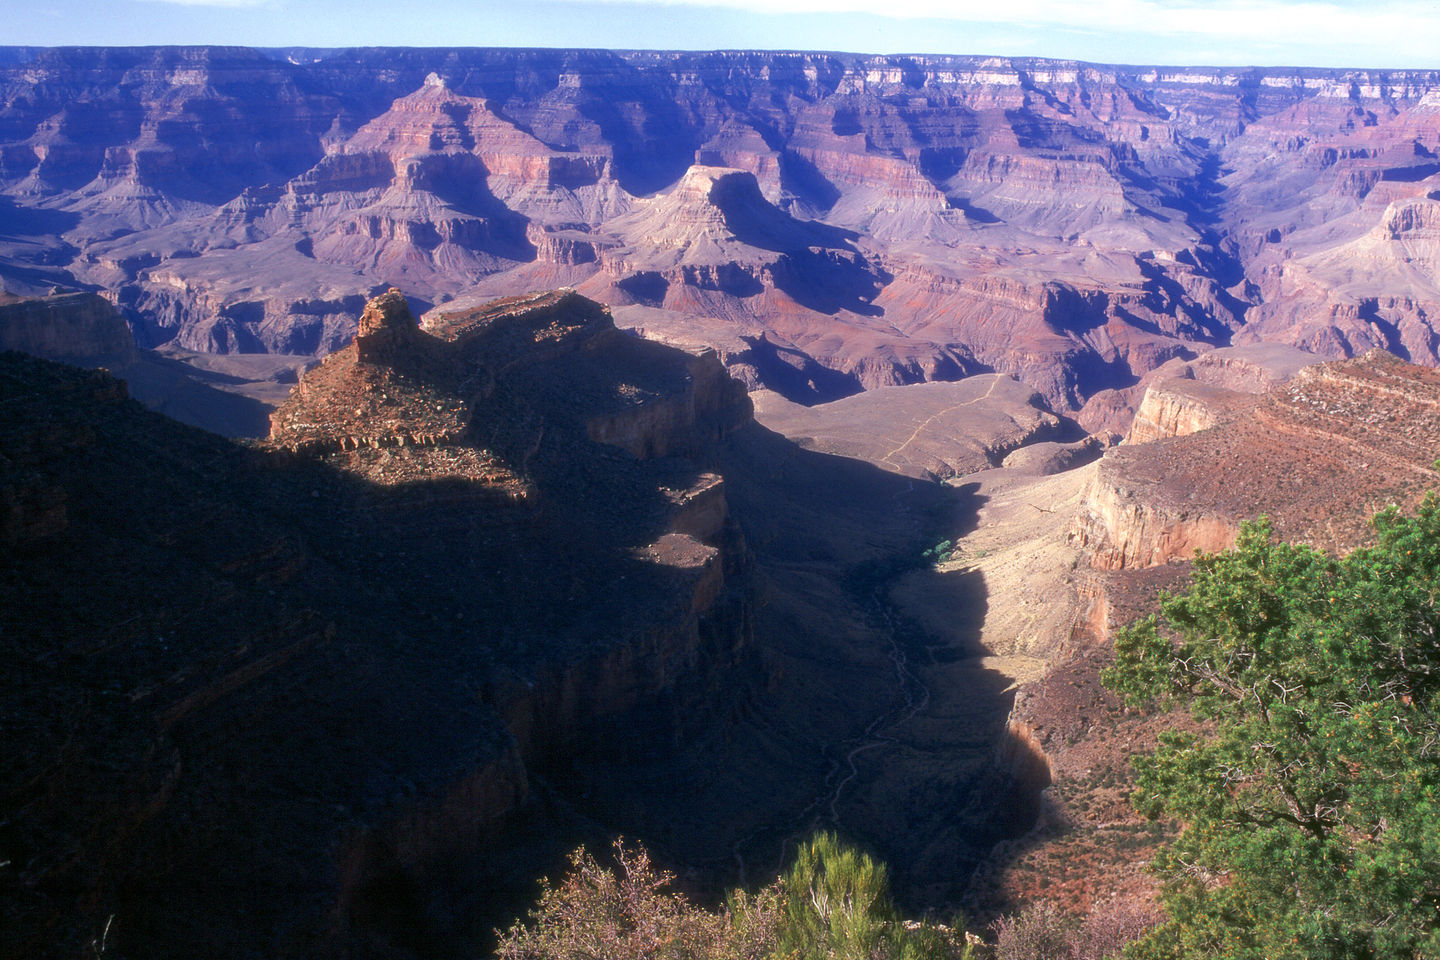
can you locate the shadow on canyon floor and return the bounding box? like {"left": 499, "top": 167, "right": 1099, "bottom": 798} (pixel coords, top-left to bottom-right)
{"left": 531, "top": 429, "right": 1052, "bottom": 923}
{"left": 1, "top": 348, "right": 1049, "bottom": 960}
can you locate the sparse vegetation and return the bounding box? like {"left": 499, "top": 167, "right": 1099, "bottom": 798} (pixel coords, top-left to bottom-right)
{"left": 496, "top": 833, "right": 975, "bottom": 960}
{"left": 923, "top": 540, "right": 956, "bottom": 565}
{"left": 991, "top": 899, "right": 1161, "bottom": 960}
{"left": 991, "top": 902, "right": 1070, "bottom": 960}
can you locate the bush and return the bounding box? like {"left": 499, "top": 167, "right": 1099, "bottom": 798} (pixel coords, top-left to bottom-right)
{"left": 495, "top": 840, "right": 732, "bottom": 960}
{"left": 495, "top": 833, "right": 974, "bottom": 960}
{"left": 922, "top": 540, "right": 955, "bottom": 564}
{"left": 992, "top": 903, "right": 1071, "bottom": 960}
{"left": 1071, "top": 900, "right": 1161, "bottom": 960}
{"left": 777, "top": 832, "right": 896, "bottom": 960}
{"left": 992, "top": 900, "right": 1158, "bottom": 960}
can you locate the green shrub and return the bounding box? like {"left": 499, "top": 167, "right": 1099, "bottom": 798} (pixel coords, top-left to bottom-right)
{"left": 495, "top": 832, "right": 974, "bottom": 960}
{"left": 777, "top": 832, "right": 898, "bottom": 959}
{"left": 922, "top": 540, "right": 955, "bottom": 564}
{"left": 1103, "top": 500, "right": 1440, "bottom": 959}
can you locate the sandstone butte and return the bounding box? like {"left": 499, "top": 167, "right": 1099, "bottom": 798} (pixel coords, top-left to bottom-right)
{"left": 5, "top": 48, "right": 1440, "bottom": 437}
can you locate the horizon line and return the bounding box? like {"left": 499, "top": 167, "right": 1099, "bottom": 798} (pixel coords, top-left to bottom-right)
{"left": 4, "top": 43, "right": 1440, "bottom": 74}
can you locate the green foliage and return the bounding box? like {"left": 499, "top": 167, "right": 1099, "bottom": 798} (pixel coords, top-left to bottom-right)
{"left": 494, "top": 833, "right": 974, "bottom": 960}
{"left": 778, "top": 832, "right": 894, "bottom": 959}
{"left": 1102, "top": 501, "right": 1440, "bottom": 959}
{"left": 776, "top": 832, "right": 963, "bottom": 960}
{"left": 923, "top": 540, "right": 956, "bottom": 565}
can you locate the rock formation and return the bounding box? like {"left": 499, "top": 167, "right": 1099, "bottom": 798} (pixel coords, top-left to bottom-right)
{"left": 5, "top": 48, "right": 1440, "bottom": 429}
{"left": 1074, "top": 350, "right": 1440, "bottom": 570}
{"left": 0, "top": 289, "right": 134, "bottom": 359}
{"left": 3, "top": 287, "right": 1061, "bottom": 958}
{"left": 957, "top": 350, "right": 1440, "bottom": 924}
{"left": 0, "top": 287, "right": 308, "bottom": 436}
{"left": 0, "top": 288, "right": 761, "bottom": 959}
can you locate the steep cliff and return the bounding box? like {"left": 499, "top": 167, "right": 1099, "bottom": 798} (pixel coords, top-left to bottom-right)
{"left": 7, "top": 48, "right": 1440, "bottom": 426}
{"left": 0, "top": 288, "right": 306, "bottom": 437}
{"left": 1073, "top": 453, "right": 1242, "bottom": 569}
{"left": 1075, "top": 350, "right": 1440, "bottom": 571}
{"left": 0, "top": 288, "right": 762, "bottom": 960}
{"left": 0, "top": 289, "right": 134, "bottom": 359}
{"left": 1123, "top": 378, "right": 1252, "bottom": 445}
{"left": 964, "top": 351, "right": 1440, "bottom": 923}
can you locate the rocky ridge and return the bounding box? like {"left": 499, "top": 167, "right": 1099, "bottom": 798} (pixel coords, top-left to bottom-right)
{"left": 940, "top": 349, "right": 1440, "bottom": 924}
{"left": 0, "top": 288, "right": 762, "bottom": 959}
{"left": 0, "top": 286, "right": 313, "bottom": 436}
{"left": 0, "top": 289, "right": 134, "bottom": 359}
{"left": 6, "top": 48, "right": 1440, "bottom": 428}
{"left": 4, "top": 285, "right": 1074, "bottom": 958}
{"left": 1075, "top": 349, "right": 1440, "bottom": 569}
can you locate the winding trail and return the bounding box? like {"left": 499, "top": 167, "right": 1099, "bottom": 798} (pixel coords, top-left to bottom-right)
{"left": 731, "top": 577, "right": 932, "bottom": 886}
{"left": 879, "top": 378, "right": 1003, "bottom": 472}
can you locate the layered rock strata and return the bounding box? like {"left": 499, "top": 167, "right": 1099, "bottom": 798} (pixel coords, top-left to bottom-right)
{"left": 1076, "top": 350, "right": 1440, "bottom": 570}
{"left": 7, "top": 48, "right": 1440, "bottom": 428}
{"left": 0, "top": 289, "right": 134, "bottom": 359}
{"left": 966, "top": 351, "right": 1440, "bottom": 924}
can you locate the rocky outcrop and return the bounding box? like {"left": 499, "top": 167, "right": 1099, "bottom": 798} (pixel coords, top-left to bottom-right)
{"left": 1123, "top": 378, "right": 1251, "bottom": 444}
{"left": 586, "top": 346, "right": 753, "bottom": 460}
{"left": 1075, "top": 350, "right": 1440, "bottom": 570}
{"left": 1, "top": 288, "right": 766, "bottom": 960}
{"left": 1084, "top": 342, "right": 1320, "bottom": 441}
{"left": 8, "top": 49, "right": 1440, "bottom": 428}
{"left": 271, "top": 285, "right": 761, "bottom": 789}
{"left": 1170, "top": 343, "right": 1321, "bottom": 394}
{"left": 0, "top": 290, "right": 135, "bottom": 360}
{"left": 353, "top": 286, "right": 429, "bottom": 363}
{"left": 1072, "top": 455, "right": 1240, "bottom": 569}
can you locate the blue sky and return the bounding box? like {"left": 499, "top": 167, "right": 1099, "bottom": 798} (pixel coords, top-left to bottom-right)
{"left": 10, "top": 0, "right": 1440, "bottom": 68}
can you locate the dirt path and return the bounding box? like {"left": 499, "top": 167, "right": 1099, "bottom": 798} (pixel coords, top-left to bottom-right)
{"left": 879, "top": 378, "right": 1004, "bottom": 471}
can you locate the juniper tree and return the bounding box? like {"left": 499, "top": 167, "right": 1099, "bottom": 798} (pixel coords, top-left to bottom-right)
{"left": 1104, "top": 501, "right": 1440, "bottom": 959}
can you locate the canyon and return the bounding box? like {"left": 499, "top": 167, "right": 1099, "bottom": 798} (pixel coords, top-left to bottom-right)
{"left": 6, "top": 44, "right": 1440, "bottom": 960}
{"left": 7, "top": 282, "right": 1436, "bottom": 959}
{"left": 4, "top": 48, "right": 1440, "bottom": 433}
{"left": 1, "top": 288, "right": 1062, "bottom": 958}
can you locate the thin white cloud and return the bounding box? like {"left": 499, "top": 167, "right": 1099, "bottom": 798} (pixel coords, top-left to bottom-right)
{"left": 571, "top": 0, "right": 1440, "bottom": 51}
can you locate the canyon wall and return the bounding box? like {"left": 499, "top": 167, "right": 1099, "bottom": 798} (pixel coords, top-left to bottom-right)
{"left": 5, "top": 48, "right": 1440, "bottom": 426}
{"left": 1076, "top": 349, "right": 1440, "bottom": 572}
{"left": 0, "top": 290, "right": 134, "bottom": 359}
{"left": 0, "top": 289, "right": 764, "bottom": 959}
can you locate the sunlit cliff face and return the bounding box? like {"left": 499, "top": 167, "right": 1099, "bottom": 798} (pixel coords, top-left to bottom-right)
{"left": 5, "top": 48, "right": 1440, "bottom": 436}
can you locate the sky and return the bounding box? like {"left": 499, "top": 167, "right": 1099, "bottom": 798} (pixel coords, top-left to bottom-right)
{"left": 8, "top": 0, "right": 1440, "bottom": 69}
